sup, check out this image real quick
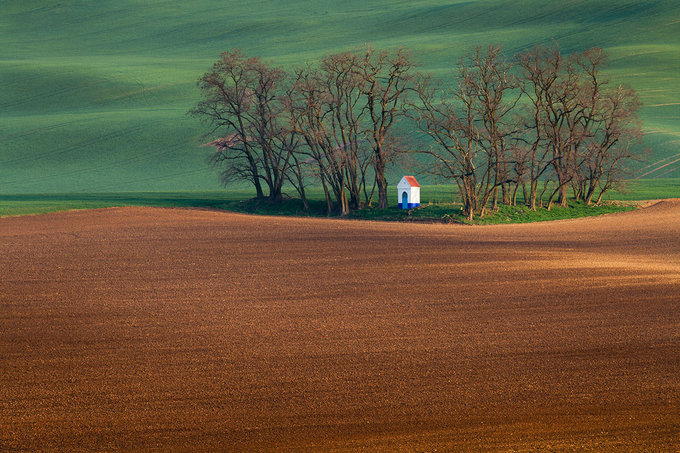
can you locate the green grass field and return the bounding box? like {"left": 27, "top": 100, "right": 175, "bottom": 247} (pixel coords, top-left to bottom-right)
{"left": 2, "top": 178, "right": 676, "bottom": 223}
{"left": 2, "top": 0, "right": 679, "bottom": 195}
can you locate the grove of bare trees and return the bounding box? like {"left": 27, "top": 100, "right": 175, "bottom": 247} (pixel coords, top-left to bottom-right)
{"left": 192, "top": 44, "right": 643, "bottom": 219}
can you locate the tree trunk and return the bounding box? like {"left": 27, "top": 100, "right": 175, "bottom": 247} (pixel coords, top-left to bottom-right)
{"left": 364, "top": 177, "right": 376, "bottom": 208}
{"left": 299, "top": 186, "right": 309, "bottom": 211}
{"left": 585, "top": 188, "right": 595, "bottom": 205}
{"left": 584, "top": 176, "right": 601, "bottom": 205}
{"left": 374, "top": 154, "right": 388, "bottom": 209}
{"left": 321, "top": 178, "right": 333, "bottom": 215}
{"left": 512, "top": 183, "right": 519, "bottom": 206}
{"left": 268, "top": 186, "right": 283, "bottom": 202}
{"left": 376, "top": 178, "right": 388, "bottom": 209}
{"left": 502, "top": 183, "right": 511, "bottom": 205}
{"left": 466, "top": 206, "right": 474, "bottom": 221}
{"left": 253, "top": 178, "right": 264, "bottom": 199}
{"left": 529, "top": 180, "right": 538, "bottom": 210}
{"left": 348, "top": 189, "right": 361, "bottom": 210}
{"left": 339, "top": 188, "right": 350, "bottom": 216}
{"left": 558, "top": 183, "right": 568, "bottom": 207}
{"left": 373, "top": 151, "right": 388, "bottom": 209}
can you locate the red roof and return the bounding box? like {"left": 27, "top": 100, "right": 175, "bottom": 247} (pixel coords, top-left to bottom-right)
{"left": 404, "top": 176, "right": 420, "bottom": 187}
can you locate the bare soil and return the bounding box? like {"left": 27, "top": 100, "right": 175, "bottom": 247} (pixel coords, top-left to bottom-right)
{"left": 1, "top": 201, "right": 679, "bottom": 451}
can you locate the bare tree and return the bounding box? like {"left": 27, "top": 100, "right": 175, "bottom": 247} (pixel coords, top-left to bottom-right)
{"left": 519, "top": 45, "right": 643, "bottom": 209}
{"left": 413, "top": 46, "right": 520, "bottom": 220}
{"left": 581, "top": 85, "right": 643, "bottom": 204}
{"left": 191, "top": 49, "right": 295, "bottom": 201}
{"left": 508, "top": 143, "right": 531, "bottom": 206}
{"left": 361, "top": 47, "right": 417, "bottom": 208}
{"left": 286, "top": 51, "right": 385, "bottom": 215}
{"left": 459, "top": 46, "right": 521, "bottom": 214}
{"left": 517, "top": 45, "right": 561, "bottom": 210}
{"left": 286, "top": 147, "right": 312, "bottom": 210}
{"left": 320, "top": 52, "right": 370, "bottom": 210}
{"left": 412, "top": 74, "right": 480, "bottom": 220}
{"left": 286, "top": 64, "right": 353, "bottom": 215}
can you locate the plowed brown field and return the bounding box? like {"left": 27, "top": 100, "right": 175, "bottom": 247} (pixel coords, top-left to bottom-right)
{"left": 1, "top": 202, "right": 679, "bottom": 451}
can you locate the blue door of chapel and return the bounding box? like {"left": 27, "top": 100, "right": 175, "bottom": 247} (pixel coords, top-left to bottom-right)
{"left": 402, "top": 191, "right": 408, "bottom": 209}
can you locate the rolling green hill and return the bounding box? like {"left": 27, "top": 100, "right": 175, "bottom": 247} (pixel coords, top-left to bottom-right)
{"left": 2, "top": 0, "right": 679, "bottom": 193}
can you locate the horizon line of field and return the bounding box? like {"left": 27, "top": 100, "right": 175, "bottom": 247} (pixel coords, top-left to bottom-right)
{"left": 1, "top": 178, "right": 679, "bottom": 204}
